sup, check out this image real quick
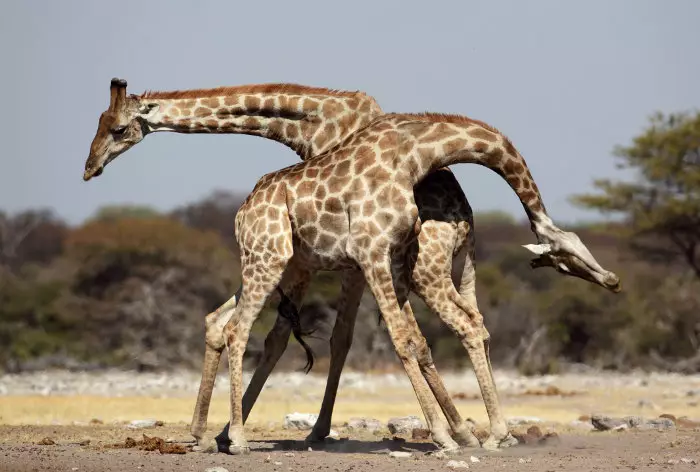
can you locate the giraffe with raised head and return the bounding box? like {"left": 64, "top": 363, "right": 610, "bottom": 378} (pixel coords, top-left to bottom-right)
{"left": 83, "top": 79, "right": 621, "bottom": 454}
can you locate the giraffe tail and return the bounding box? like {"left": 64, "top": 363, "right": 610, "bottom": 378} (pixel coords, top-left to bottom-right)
{"left": 276, "top": 287, "right": 315, "bottom": 374}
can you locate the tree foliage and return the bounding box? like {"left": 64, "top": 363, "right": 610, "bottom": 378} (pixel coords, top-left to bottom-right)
{"left": 1, "top": 184, "right": 700, "bottom": 373}
{"left": 573, "top": 111, "right": 700, "bottom": 278}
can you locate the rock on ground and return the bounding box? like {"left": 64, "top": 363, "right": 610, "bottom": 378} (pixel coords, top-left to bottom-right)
{"left": 446, "top": 460, "right": 469, "bottom": 469}
{"left": 387, "top": 416, "right": 424, "bottom": 435}
{"left": 591, "top": 415, "right": 675, "bottom": 431}
{"left": 126, "top": 419, "right": 163, "bottom": 429}
{"left": 346, "top": 417, "right": 383, "bottom": 432}
{"left": 507, "top": 416, "right": 544, "bottom": 426}
{"left": 388, "top": 451, "right": 412, "bottom": 458}
{"left": 283, "top": 412, "right": 318, "bottom": 430}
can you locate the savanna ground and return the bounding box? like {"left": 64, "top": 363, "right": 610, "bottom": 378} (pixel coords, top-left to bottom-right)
{"left": 1, "top": 368, "right": 699, "bottom": 471}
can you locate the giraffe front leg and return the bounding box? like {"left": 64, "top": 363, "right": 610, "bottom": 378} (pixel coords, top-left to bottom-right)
{"left": 402, "top": 302, "right": 480, "bottom": 449}
{"left": 360, "top": 255, "right": 459, "bottom": 453}
{"left": 223, "top": 259, "right": 290, "bottom": 455}
{"left": 243, "top": 266, "right": 312, "bottom": 423}
{"left": 306, "top": 269, "right": 365, "bottom": 443}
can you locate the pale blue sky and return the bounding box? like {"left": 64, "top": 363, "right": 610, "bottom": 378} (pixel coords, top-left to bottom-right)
{"left": 1, "top": 0, "right": 698, "bottom": 225}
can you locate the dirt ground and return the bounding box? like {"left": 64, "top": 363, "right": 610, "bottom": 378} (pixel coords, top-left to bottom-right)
{"left": 0, "top": 423, "right": 699, "bottom": 472}
{"left": 2, "top": 369, "right": 700, "bottom": 471}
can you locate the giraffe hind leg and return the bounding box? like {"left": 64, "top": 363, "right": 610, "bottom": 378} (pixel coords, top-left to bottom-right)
{"left": 306, "top": 268, "right": 366, "bottom": 443}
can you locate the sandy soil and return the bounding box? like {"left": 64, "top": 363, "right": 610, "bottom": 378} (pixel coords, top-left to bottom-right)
{"left": 0, "top": 424, "right": 698, "bottom": 472}
{"left": 2, "top": 369, "right": 700, "bottom": 471}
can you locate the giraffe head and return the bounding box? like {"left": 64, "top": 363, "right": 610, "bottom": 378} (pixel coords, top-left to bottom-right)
{"left": 523, "top": 230, "right": 621, "bottom": 293}
{"left": 83, "top": 78, "right": 158, "bottom": 181}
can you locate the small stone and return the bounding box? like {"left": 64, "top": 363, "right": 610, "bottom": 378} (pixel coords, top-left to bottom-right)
{"left": 526, "top": 425, "right": 543, "bottom": 438}
{"left": 636, "top": 417, "right": 675, "bottom": 430}
{"left": 71, "top": 468, "right": 78, "bottom": 471}
{"left": 412, "top": 428, "right": 430, "bottom": 440}
{"left": 506, "top": 416, "right": 543, "bottom": 426}
{"left": 388, "top": 416, "right": 424, "bottom": 435}
{"left": 591, "top": 415, "right": 626, "bottom": 431}
{"left": 613, "top": 424, "right": 628, "bottom": 432}
{"left": 518, "top": 458, "right": 526, "bottom": 464}
{"left": 686, "top": 389, "right": 700, "bottom": 397}
{"left": 446, "top": 459, "right": 469, "bottom": 469}
{"left": 469, "top": 455, "right": 480, "bottom": 463}
{"left": 328, "top": 429, "right": 339, "bottom": 439}
{"left": 89, "top": 418, "right": 103, "bottom": 425}
{"left": 283, "top": 413, "right": 318, "bottom": 430}
{"left": 389, "top": 451, "right": 412, "bottom": 458}
{"left": 264, "top": 455, "right": 272, "bottom": 463}
{"left": 307, "top": 447, "right": 312, "bottom": 452}
{"left": 273, "top": 461, "right": 283, "bottom": 466}
{"left": 37, "top": 437, "right": 55, "bottom": 445}
{"left": 680, "top": 458, "right": 697, "bottom": 465}
{"left": 667, "top": 459, "right": 679, "bottom": 465}
{"left": 204, "top": 468, "right": 230, "bottom": 472}
{"left": 284, "top": 452, "right": 295, "bottom": 457}
{"left": 347, "top": 417, "right": 383, "bottom": 432}
{"left": 127, "top": 419, "right": 162, "bottom": 429}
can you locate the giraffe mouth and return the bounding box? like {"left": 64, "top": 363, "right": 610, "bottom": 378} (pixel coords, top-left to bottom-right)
{"left": 530, "top": 254, "right": 622, "bottom": 293}
{"left": 83, "top": 166, "right": 104, "bottom": 181}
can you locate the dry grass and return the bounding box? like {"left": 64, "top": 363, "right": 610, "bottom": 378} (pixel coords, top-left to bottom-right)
{"left": 2, "top": 381, "right": 698, "bottom": 428}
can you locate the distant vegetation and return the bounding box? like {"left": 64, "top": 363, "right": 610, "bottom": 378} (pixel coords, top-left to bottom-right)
{"left": 1, "top": 111, "right": 698, "bottom": 374}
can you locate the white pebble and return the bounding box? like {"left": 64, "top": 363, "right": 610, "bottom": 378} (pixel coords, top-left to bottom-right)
{"left": 388, "top": 451, "right": 413, "bottom": 458}
{"left": 469, "top": 456, "right": 480, "bottom": 463}
{"left": 446, "top": 460, "right": 469, "bottom": 469}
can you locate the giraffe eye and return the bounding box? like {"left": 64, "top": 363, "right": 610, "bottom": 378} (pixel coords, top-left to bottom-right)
{"left": 112, "top": 125, "right": 127, "bottom": 135}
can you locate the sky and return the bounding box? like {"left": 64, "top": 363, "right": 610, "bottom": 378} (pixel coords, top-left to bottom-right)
{"left": 1, "top": 0, "right": 698, "bottom": 226}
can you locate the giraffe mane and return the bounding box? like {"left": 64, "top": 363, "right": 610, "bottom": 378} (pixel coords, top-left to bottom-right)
{"left": 391, "top": 112, "right": 505, "bottom": 136}
{"left": 140, "top": 83, "right": 365, "bottom": 100}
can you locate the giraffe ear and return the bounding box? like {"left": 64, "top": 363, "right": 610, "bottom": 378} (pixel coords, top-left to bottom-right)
{"left": 522, "top": 243, "right": 552, "bottom": 255}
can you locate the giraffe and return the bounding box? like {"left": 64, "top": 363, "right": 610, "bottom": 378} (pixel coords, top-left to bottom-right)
{"left": 84, "top": 78, "right": 485, "bottom": 451}
{"left": 83, "top": 79, "right": 621, "bottom": 454}
{"left": 211, "top": 110, "right": 620, "bottom": 454}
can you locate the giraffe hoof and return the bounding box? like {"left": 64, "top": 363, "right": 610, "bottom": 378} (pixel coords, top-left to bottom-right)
{"left": 304, "top": 431, "right": 328, "bottom": 444}
{"left": 227, "top": 444, "right": 251, "bottom": 455}
{"left": 481, "top": 433, "right": 518, "bottom": 451}
{"left": 452, "top": 429, "right": 481, "bottom": 449}
{"left": 192, "top": 435, "right": 219, "bottom": 453}
{"left": 498, "top": 433, "right": 519, "bottom": 449}
{"left": 432, "top": 433, "right": 460, "bottom": 453}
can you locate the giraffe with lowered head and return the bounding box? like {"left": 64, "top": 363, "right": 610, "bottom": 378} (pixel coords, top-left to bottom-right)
{"left": 84, "top": 78, "right": 488, "bottom": 451}
{"left": 83, "top": 79, "right": 621, "bottom": 454}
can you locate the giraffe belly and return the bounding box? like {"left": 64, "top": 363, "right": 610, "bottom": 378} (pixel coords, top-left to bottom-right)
{"left": 290, "top": 238, "right": 356, "bottom": 271}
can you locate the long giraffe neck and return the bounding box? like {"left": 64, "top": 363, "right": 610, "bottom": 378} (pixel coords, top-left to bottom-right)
{"left": 395, "top": 113, "right": 557, "bottom": 242}
{"left": 138, "top": 84, "right": 384, "bottom": 159}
